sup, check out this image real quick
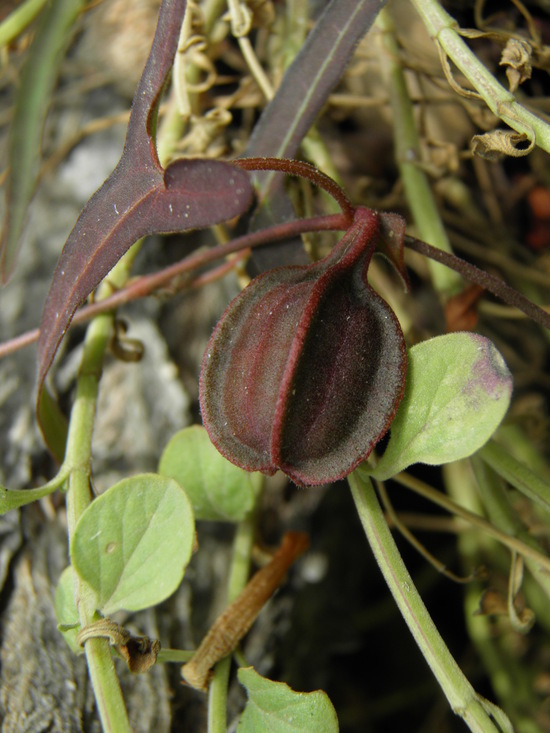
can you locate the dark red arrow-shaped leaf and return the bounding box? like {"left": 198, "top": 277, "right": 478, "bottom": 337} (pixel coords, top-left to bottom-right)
{"left": 37, "top": 0, "right": 254, "bottom": 394}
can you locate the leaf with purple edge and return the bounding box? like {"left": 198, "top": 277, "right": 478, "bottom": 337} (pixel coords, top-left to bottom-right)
{"left": 369, "top": 332, "right": 513, "bottom": 481}
{"left": 37, "top": 0, "right": 254, "bottom": 402}
{"left": 200, "top": 207, "right": 407, "bottom": 486}
{"left": 37, "top": 387, "right": 68, "bottom": 464}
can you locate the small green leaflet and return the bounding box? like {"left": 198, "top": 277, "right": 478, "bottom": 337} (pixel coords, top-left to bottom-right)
{"left": 159, "top": 425, "right": 260, "bottom": 521}
{"left": 370, "top": 333, "right": 513, "bottom": 481}
{"left": 71, "top": 474, "right": 194, "bottom": 614}
{"left": 238, "top": 667, "right": 339, "bottom": 733}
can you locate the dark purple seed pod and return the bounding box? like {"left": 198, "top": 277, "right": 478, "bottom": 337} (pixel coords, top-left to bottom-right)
{"left": 199, "top": 207, "right": 407, "bottom": 486}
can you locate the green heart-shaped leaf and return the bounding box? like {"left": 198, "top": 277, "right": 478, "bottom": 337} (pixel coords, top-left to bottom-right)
{"left": 370, "top": 333, "right": 512, "bottom": 480}
{"left": 71, "top": 474, "right": 194, "bottom": 614}
{"left": 159, "top": 426, "right": 260, "bottom": 521}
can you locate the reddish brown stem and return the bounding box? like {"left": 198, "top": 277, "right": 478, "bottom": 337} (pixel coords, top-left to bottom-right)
{"left": 0, "top": 328, "right": 39, "bottom": 358}
{"left": 235, "top": 157, "right": 355, "bottom": 222}
{"left": 405, "top": 235, "right": 550, "bottom": 331}
{"left": 5, "top": 216, "right": 547, "bottom": 362}
{"left": 181, "top": 532, "right": 309, "bottom": 691}
{"left": 0, "top": 213, "right": 347, "bottom": 360}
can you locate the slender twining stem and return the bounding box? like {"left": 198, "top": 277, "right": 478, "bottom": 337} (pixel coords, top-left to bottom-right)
{"left": 392, "top": 470, "right": 550, "bottom": 575}
{"left": 206, "top": 483, "right": 265, "bottom": 733}
{"left": 226, "top": 0, "right": 274, "bottom": 103}
{"left": 411, "top": 0, "right": 550, "bottom": 153}
{"left": 478, "top": 440, "right": 550, "bottom": 515}
{"left": 234, "top": 157, "right": 355, "bottom": 221}
{"left": 377, "top": 482, "right": 474, "bottom": 583}
{"left": 377, "top": 8, "right": 461, "bottom": 296}
{"left": 205, "top": 513, "right": 256, "bottom": 733}
{"left": 0, "top": 213, "right": 347, "bottom": 360}
{"left": 64, "top": 313, "right": 130, "bottom": 733}
{"left": 405, "top": 235, "right": 550, "bottom": 330}
{"left": 62, "top": 246, "right": 140, "bottom": 733}
{"left": 157, "top": 648, "right": 194, "bottom": 664}
{"left": 0, "top": 467, "right": 70, "bottom": 510}
{"left": 348, "top": 470, "right": 512, "bottom": 733}
{"left": 0, "top": 0, "right": 48, "bottom": 46}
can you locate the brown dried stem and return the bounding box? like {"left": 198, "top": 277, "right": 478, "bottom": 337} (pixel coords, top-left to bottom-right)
{"left": 181, "top": 532, "right": 309, "bottom": 691}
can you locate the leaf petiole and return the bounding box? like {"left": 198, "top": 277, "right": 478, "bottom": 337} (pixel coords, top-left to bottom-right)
{"left": 0, "top": 466, "right": 70, "bottom": 515}
{"left": 349, "top": 470, "right": 513, "bottom": 733}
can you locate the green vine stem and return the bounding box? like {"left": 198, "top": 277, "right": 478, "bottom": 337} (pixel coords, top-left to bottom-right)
{"left": 377, "top": 8, "right": 461, "bottom": 296}
{"left": 348, "top": 469, "right": 513, "bottom": 733}
{"left": 1, "top": 0, "right": 87, "bottom": 279}
{"left": 390, "top": 469, "right": 550, "bottom": 574}
{"left": 411, "top": 0, "right": 550, "bottom": 153}
{"left": 478, "top": 440, "right": 550, "bottom": 515}
{"left": 443, "top": 460, "right": 546, "bottom": 731}
{"left": 0, "top": 0, "right": 48, "bottom": 46}
{"left": 0, "top": 467, "right": 70, "bottom": 511}
{"left": 61, "top": 244, "right": 141, "bottom": 733}
{"left": 48, "top": 39, "right": 191, "bottom": 725}
{"left": 64, "top": 313, "right": 130, "bottom": 733}
{"left": 469, "top": 456, "right": 550, "bottom": 611}
{"left": 207, "top": 495, "right": 261, "bottom": 733}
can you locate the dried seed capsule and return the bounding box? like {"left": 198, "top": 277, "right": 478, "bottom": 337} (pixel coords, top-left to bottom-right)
{"left": 200, "top": 207, "right": 407, "bottom": 486}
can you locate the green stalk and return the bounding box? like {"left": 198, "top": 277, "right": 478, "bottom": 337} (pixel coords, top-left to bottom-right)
{"left": 411, "top": 0, "right": 550, "bottom": 153}
{"left": 443, "top": 461, "right": 545, "bottom": 732}
{"left": 392, "top": 470, "right": 550, "bottom": 574}
{"left": 0, "top": 467, "right": 69, "bottom": 512}
{"left": 470, "top": 456, "right": 550, "bottom": 614}
{"left": 0, "top": 0, "right": 48, "bottom": 46}
{"left": 348, "top": 469, "right": 513, "bottom": 733}
{"left": 156, "top": 648, "right": 194, "bottom": 664}
{"left": 64, "top": 311, "right": 129, "bottom": 733}
{"left": 1, "top": 0, "right": 87, "bottom": 279}
{"left": 62, "top": 244, "right": 141, "bottom": 733}
{"left": 495, "top": 425, "right": 550, "bottom": 483}
{"left": 207, "top": 507, "right": 259, "bottom": 733}
{"left": 478, "top": 440, "right": 550, "bottom": 516}
{"left": 377, "top": 8, "right": 461, "bottom": 295}
{"left": 203, "top": 0, "right": 228, "bottom": 36}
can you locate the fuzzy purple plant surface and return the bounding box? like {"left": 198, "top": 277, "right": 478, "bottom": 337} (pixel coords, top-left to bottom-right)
{"left": 200, "top": 207, "right": 407, "bottom": 486}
